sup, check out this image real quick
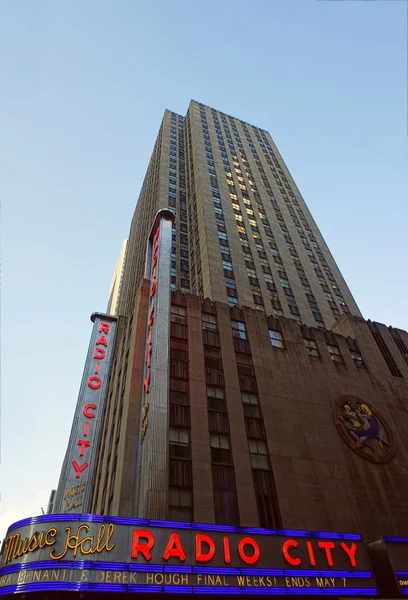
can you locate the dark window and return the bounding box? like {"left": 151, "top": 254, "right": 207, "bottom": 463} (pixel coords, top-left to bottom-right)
{"left": 169, "top": 427, "right": 189, "bottom": 459}
{"left": 169, "top": 389, "right": 188, "bottom": 405}
{"left": 232, "top": 320, "right": 247, "bottom": 340}
{"left": 204, "top": 346, "right": 222, "bottom": 370}
{"left": 212, "top": 465, "right": 240, "bottom": 525}
{"left": 351, "top": 351, "right": 366, "bottom": 369}
{"left": 304, "top": 339, "right": 319, "bottom": 358}
{"left": 269, "top": 330, "right": 284, "bottom": 349}
{"left": 171, "top": 306, "right": 186, "bottom": 324}
{"left": 202, "top": 313, "right": 217, "bottom": 331}
{"left": 207, "top": 386, "right": 226, "bottom": 411}
{"left": 248, "top": 439, "right": 269, "bottom": 469}
{"left": 169, "top": 487, "right": 193, "bottom": 522}
{"left": 210, "top": 434, "right": 231, "bottom": 464}
{"left": 327, "top": 345, "right": 342, "bottom": 363}
{"left": 253, "top": 470, "right": 282, "bottom": 529}
{"left": 242, "top": 392, "right": 261, "bottom": 418}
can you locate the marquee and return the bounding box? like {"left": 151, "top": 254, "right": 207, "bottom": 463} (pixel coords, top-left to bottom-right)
{"left": 0, "top": 514, "right": 377, "bottom": 597}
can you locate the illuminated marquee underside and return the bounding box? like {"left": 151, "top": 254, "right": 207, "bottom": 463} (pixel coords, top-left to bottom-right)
{"left": 0, "top": 515, "right": 377, "bottom": 597}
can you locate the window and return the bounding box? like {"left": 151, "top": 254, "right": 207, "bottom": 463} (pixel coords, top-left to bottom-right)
{"left": 171, "top": 306, "right": 186, "bottom": 325}
{"left": 207, "top": 386, "right": 226, "bottom": 411}
{"left": 225, "top": 277, "right": 236, "bottom": 288}
{"left": 351, "top": 351, "right": 366, "bottom": 369}
{"left": 202, "top": 313, "right": 217, "bottom": 331}
{"left": 328, "top": 345, "right": 342, "bottom": 363}
{"left": 304, "top": 339, "right": 319, "bottom": 358}
{"left": 242, "top": 392, "right": 260, "bottom": 418}
{"left": 210, "top": 434, "right": 231, "bottom": 464}
{"left": 169, "top": 428, "right": 189, "bottom": 459}
{"left": 170, "top": 389, "right": 188, "bottom": 405}
{"left": 269, "top": 330, "right": 284, "bottom": 349}
{"left": 169, "top": 487, "right": 192, "bottom": 521}
{"left": 228, "top": 296, "right": 239, "bottom": 307}
{"left": 249, "top": 439, "right": 269, "bottom": 469}
{"left": 204, "top": 346, "right": 222, "bottom": 370}
{"left": 231, "top": 321, "right": 246, "bottom": 340}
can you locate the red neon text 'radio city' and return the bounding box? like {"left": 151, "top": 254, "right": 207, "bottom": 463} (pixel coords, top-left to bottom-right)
{"left": 130, "top": 530, "right": 358, "bottom": 569}
{"left": 71, "top": 321, "right": 112, "bottom": 479}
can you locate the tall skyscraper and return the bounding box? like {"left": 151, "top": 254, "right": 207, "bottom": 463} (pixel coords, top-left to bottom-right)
{"left": 2, "top": 100, "right": 408, "bottom": 600}
{"left": 118, "top": 100, "right": 361, "bottom": 329}
{"left": 57, "top": 101, "right": 408, "bottom": 535}
{"left": 107, "top": 239, "right": 128, "bottom": 315}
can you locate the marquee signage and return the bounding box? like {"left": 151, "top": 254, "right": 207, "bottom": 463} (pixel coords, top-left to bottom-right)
{"left": 52, "top": 313, "right": 118, "bottom": 514}
{"left": 0, "top": 515, "right": 377, "bottom": 596}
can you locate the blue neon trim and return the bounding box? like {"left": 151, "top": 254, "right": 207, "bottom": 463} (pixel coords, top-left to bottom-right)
{"left": 194, "top": 586, "right": 244, "bottom": 594}
{"left": 150, "top": 519, "right": 192, "bottom": 529}
{"left": 128, "top": 564, "right": 164, "bottom": 572}
{"left": 101, "top": 516, "right": 150, "bottom": 526}
{"left": 88, "top": 583, "right": 127, "bottom": 592}
{"left": 127, "top": 585, "right": 164, "bottom": 593}
{"left": 237, "top": 527, "right": 278, "bottom": 536}
{"left": 403, "top": 589, "right": 408, "bottom": 595}
{"left": 5, "top": 512, "right": 363, "bottom": 540}
{"left": 384, "top": 536, "right": 408, "bottom": 543}
{"left": 164, "top": 565, "right": 193, "bottom": 573}
{"left": 0, "top": 560, "right": 374, "bottom": 580}
{"left": 192, "top": 522, "right": 237, "bottom": 532}
{"left": 0, "top": 584, "right": 378, "bottom": 597}
{"left": 193, "top": 566, "right": 241, "bottom": 575}
{"left": 396, "top": 572, "right": 408, "bottom": 576}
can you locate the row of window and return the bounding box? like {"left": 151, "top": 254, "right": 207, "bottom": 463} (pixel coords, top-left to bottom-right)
{"left": 200, "top": 105, "right": 239, "bottom": 307}
{"left": 252, "top": 127, "right": 350, "bottom": 321}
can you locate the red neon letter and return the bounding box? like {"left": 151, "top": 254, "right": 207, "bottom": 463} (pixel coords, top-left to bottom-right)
{"left": 238, "top": 537, "right": 260, "bottom": 565}
{"left": 223, "top": 536, "right": 231, "bottom": 564}
{"left": 72, "top": 460, "right": 89, "bottom": 478}
{"left": 131, "top": 530, "right": 154, "bottom": 560}
{"left": 306, "top": 540, "right": 316, "bottom": 566}
{"left": 83, "top": 422, "right": 90, "bottom": 436}
{"left": 146, "top": 346, "right": 152, "bottom": 368}
{"left": 196, "top": 534, "right": 215, "bottom": 562}
{"left": 94, "top": 347, "right": 106, "bottom": 360}
{"left": 150, "top": 279, "right": 157, "bottom": 297}
{"left": 148, "top": 307, "right": 155, "bottom": 326}
{"left": 83, "top": 404, "right": 96, "bottom": 418}
{"left": 152, "top": 247, "right": 158, "bottom": 269}
{"left": 340, "top": 542, "right": 357, "bottom": 568}
{"left": 282, "top": 540, "right": 301, "bottom": 566}
{"left": 88, "top": 376, "right": 102, "bottom": 389}
{"left": 318, "top": 541, "right": 335, "bottom": 567}
{"left": 77, "top": 440, "right": 91, "bottom": 457}
{"left": 94, "top": 362, "right": 100, "bottom": 374}
{"left": 144, "top": 370, "right": 151, "bottom": 394}
{"left": 162, "top": 532, "right": 186, "bottom": 561}
{"left": 99, "top": 323, "right": 110, "bottom": 334}
{"left": 96, "top": 335, "right": 108, "bottom": 347}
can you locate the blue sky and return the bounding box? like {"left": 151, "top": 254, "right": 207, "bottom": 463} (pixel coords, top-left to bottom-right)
{"left": 1, "top": 0, "right": 407, "bottom": 538}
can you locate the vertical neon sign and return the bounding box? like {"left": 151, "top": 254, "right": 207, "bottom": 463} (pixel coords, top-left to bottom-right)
{"left": 53, "top": 313, "right": 118, "bottom": 514}
{"left": 136, "top": 209, "right": 175, "bottom": 519}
